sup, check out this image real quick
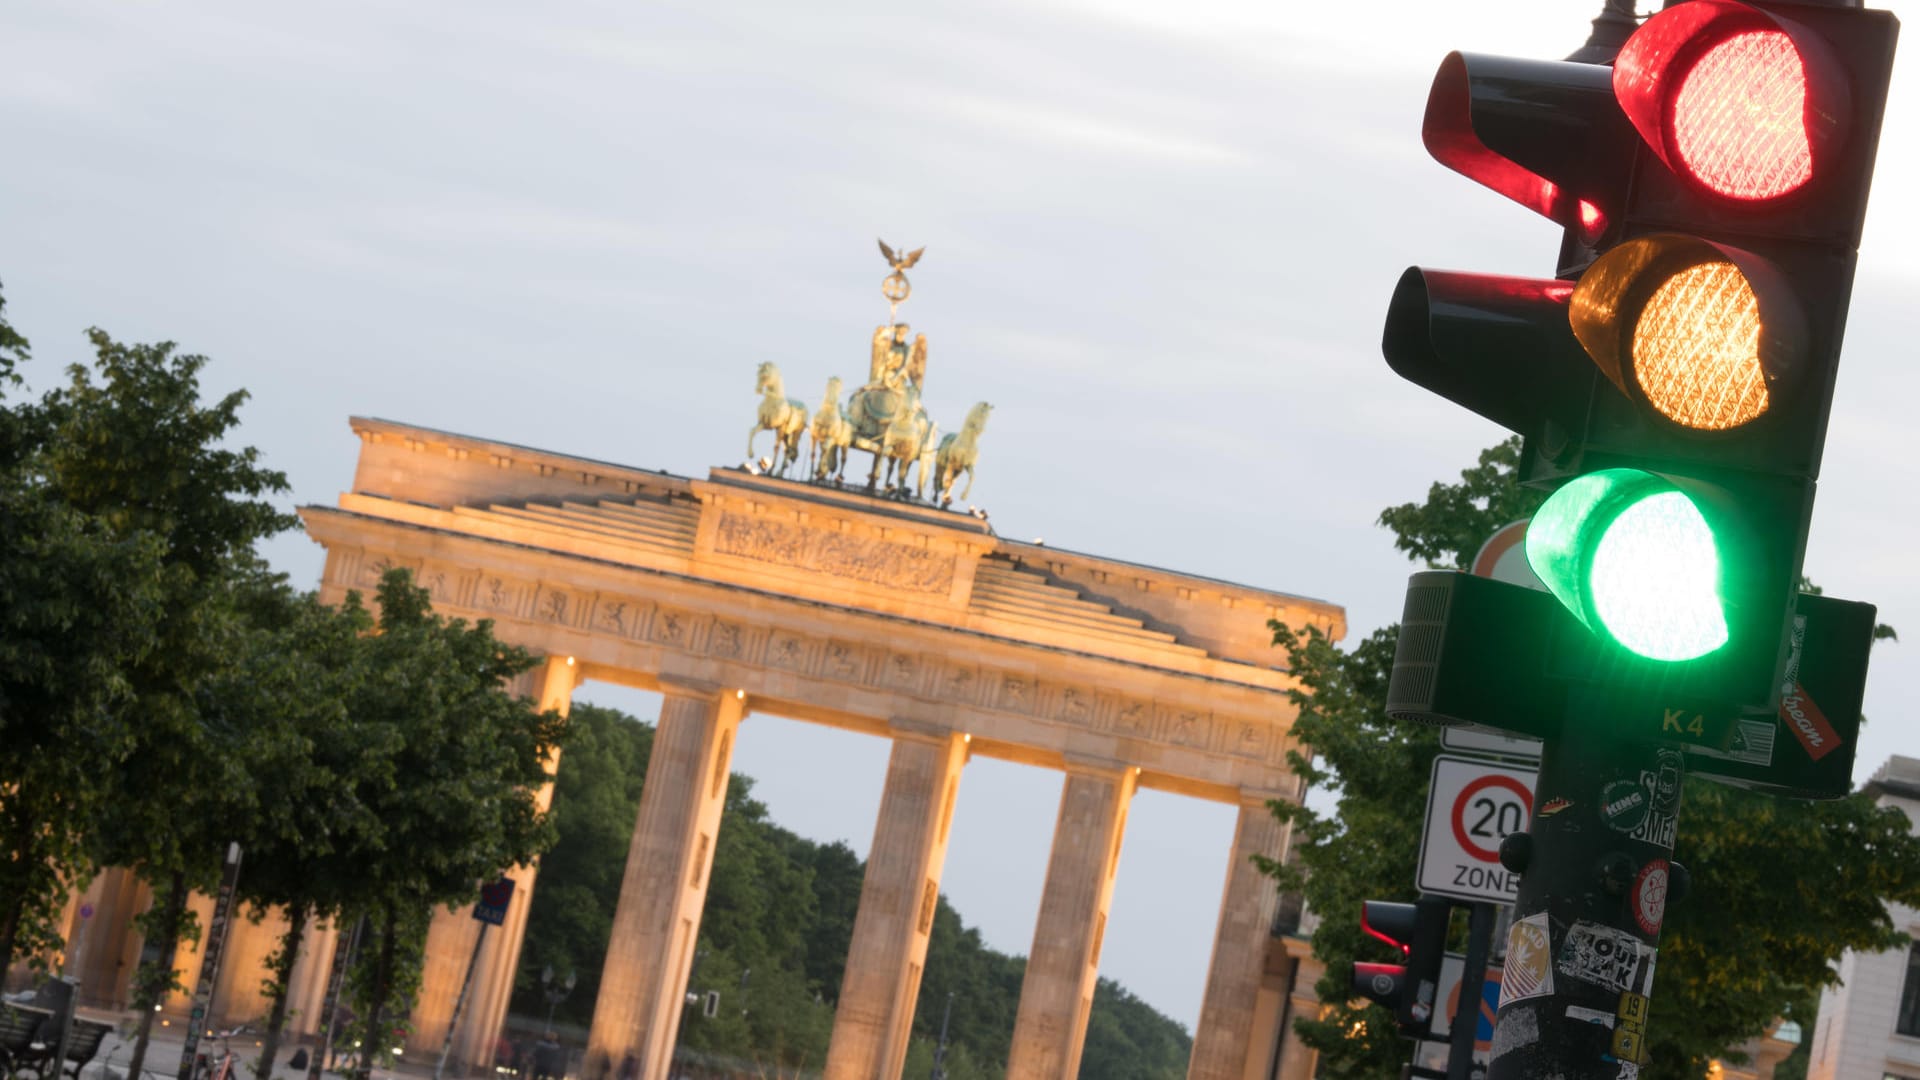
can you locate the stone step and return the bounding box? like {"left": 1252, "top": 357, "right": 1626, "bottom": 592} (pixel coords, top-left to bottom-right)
{"left": 544, "top": 503, "right": 700, "bottom": 543}
{"left": 972, "top": 564, "right": 1086, "bottom": 602}
{"left": 462, "top": 505, "right": 694, "bottom": 556}
{"left": 592, "top": 498, "right": 702, "bottom": 531}
{"left": 968, "top": 584, "right": 1155, "bottom": 632}
{"left": 968, "top": 607, "right": 1204, "bottom": 655}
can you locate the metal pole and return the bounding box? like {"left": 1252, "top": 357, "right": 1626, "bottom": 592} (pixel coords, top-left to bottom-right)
{"left": 1446, "top": 904, "right": 1496, "bottom": 1080}
{"left": 1485, "top": 703, "right": 1683, "bottom": 1079}
{"left": 178, "top": 843, "right": 244, "bottom": 1080}
{"left": 434, "top": 923, "right": 491, "bottom": 1080}
{"left": 931, "top": 991, "right": 954, "bottom": 1080}
{"left": 666, "top": 950, "right": 705, "bottom": 1079}
{"left": 308, "top": 916, "right": 365, "bottom": 1080}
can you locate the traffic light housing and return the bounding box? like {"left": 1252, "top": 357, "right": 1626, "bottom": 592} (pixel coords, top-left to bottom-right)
{"left": 1352, "top": 897, "right": 1451, "bottom": 1037}
{"left": 1383, "top": 0, "right": 1895, "bottom": 717}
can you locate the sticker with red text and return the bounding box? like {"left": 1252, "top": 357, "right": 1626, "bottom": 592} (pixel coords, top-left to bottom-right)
{"left": 1780, "top": 683, "right": 1841, "bottom": 762}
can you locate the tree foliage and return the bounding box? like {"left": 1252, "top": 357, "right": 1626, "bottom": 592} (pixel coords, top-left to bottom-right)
{"left": 1266, "top": 436, "right": 1920, "bottom": 1078}
{"left": 31, "top": 327, "right": 302, "bottom": 1080}
{"left": 207, "top": 584, "right": 381, "bottom": 1078}
{"left": 0, "top": 289, "right": 167, "bottom": 973}
{"left": 338, "top": 569, "right": 569, "bottom": 1077}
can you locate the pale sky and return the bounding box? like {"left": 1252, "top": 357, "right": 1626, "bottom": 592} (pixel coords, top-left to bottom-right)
{"left": 3, "top": 0, "right": 1916, "bottom": 1036}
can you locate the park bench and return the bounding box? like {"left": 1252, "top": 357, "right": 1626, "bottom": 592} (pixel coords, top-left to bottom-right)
{"left": 0, "top": 1003, "right": 54, "bottom": 1078}
{"left": 0, "top": 1010, "right": 110, "bottom": 1080}
{"left": 32, "top": 1018, "right": 110, "bottom": 1080}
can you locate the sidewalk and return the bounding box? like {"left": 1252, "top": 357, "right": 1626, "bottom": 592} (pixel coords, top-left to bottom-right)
{"left": 73, "top": 1011, "right": 455, "bottom": 1080}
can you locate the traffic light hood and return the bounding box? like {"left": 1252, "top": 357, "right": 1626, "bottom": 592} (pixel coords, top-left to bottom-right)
{"left": 1423, "top": 51, "right": 1632, "bottom": 240}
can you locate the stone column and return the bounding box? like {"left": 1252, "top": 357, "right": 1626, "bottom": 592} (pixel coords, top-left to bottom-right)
{"left": 1273, "top": 953, "right": 1323, "bottom": 1080}
{"left": 823, "top": 725, "right": 969, "bottom": 1080}
{"left": 409, "top": 656, "right": 577, "bottom": 1066}
{"left": 215, "top": 905, "right": 292, "bottom": 1026}
{"left": 1235, "top": 944, "right": 1292, "bottom": 1080}
{"left": 284, "top": 917, "right": 341, "bottom": 1037}
{"left": 586, "top": 679, "right": 744, "bottom": 1080}
{"left": 1004, "top": 762, "right": 1137, "bottom": 1080}
{"left": 1186, "top": 795, "right": 1290, "bottom": 1080}
{"left": 64, "top": 867, "right": 146, "bottom": 1008}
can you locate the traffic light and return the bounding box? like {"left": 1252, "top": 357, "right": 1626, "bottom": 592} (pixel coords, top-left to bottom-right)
{"left": 1383, "top": 0, "right": 1896, "bottom": 714}
{"left": 1352, "top": 897, "right": 1451, "bottom": 1036}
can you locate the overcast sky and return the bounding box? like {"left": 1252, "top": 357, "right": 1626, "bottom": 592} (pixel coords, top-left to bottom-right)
{"left": 4, "top": 0, "right": 1916, "bottom": 1037}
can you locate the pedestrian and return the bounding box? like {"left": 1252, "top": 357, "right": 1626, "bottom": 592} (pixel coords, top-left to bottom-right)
{"left": 531, "top": 1031, "right": 565, "bottom": 1080}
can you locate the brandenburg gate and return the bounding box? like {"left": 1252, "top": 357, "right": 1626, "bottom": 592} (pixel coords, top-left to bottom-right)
{"left": 289, "top": 410, "right": 1342, "bottom": 1080}
{"left": 50, "top": 249, "right": 1343, "bottom": 1080}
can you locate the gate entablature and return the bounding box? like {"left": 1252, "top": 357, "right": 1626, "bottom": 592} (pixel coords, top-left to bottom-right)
{"left": 332, "top": 417, "right": 1342, "bottom": 675}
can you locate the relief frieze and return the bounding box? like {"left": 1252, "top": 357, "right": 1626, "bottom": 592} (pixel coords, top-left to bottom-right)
{"left": 326, "top": 551, "right": 1286, "bottom": 772}
{"left": 767, "top": 633, "right": 808, "bottom": 669}
{"left": 713, "top": 511, "right": 957, "bottom": 595}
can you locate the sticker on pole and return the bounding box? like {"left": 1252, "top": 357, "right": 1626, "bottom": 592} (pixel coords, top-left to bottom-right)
{"left": 1418, "top": 755, "right": 1537, "bottom": 904}
{"left": 1497, "top": 912, "right": 1554, "bottom": 1007}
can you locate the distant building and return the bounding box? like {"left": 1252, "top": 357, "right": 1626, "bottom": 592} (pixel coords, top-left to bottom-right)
{"left": 1807, "top": 756, "right": 1920, "bottom": 1080}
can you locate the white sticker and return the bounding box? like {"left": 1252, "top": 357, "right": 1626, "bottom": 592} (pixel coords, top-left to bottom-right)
{"left": 1557, "top": 921, "right": 1656, "bottom": 996}
{"left": 1566, "top": 1006, "right": 1616, "bottom": 1029}
{"left": 1498, "top": 912, "right": 1555, "bottom": 1007}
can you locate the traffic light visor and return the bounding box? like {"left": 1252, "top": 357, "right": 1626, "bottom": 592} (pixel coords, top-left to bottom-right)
{"left": 1570, "top": 234, "right": 1806, "bottom": 432}
{"left": 1422, "top": 52, "right": 1621, "bottom": 239}
{"left": 1615, "top": 0, "right": 1851, "bottom": 202}
{"left": 1361, "top": 901, "right": 1417, "bottom": 956}
{"left": 1526, "top": 470, "right": 1731, "bottom": 662}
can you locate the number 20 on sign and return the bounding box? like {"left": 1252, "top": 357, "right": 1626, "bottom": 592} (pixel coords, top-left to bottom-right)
{"left": 1418, "top": 755, "right": 1539, "bottom": 904}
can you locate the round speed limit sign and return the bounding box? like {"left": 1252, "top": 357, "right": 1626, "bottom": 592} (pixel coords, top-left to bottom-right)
{"left": 1418, "top": 756, "right": 1538, "bottom": 904}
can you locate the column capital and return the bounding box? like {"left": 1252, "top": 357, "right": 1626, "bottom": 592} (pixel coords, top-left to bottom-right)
{"left": 656, "top": 673, "right": 724, "bottom": 701}
{"left": 887, "top": 717, "right": 963, "bottom": 745}
{"left": 1238, "top": 786, "right": 1293, "bottom": 809}
{"left": 1061, "top": 752, "right": 1134, "bottom": 781}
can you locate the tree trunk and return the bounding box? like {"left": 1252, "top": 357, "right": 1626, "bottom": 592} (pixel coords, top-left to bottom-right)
{"left": 352, "top": 906, "right": 399, "bottom": 1080}
{"left": 252, "top": 904, "right": 309, "bottom": 1080}
{"left": 0, "top": 886, "right": 24, "bottom": 980}
{"left": 125, "top": 869, "right": 189, "bottom": 1080}
{"left": 0, "top": 784, "right": 44, "bottom": 977}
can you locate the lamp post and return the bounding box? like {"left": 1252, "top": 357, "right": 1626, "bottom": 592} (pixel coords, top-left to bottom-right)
{"left": 539, "top": 966, "right": 577, "bottom": 1031}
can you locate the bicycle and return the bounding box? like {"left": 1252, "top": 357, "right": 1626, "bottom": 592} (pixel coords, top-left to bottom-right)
{"left": 191, "top": 1026, "right": 248, "bottom": 1080}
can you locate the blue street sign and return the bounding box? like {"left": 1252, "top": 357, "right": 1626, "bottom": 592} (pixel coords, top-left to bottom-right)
{"left": 473, "top": 878, "right": 515, "bottom": 926}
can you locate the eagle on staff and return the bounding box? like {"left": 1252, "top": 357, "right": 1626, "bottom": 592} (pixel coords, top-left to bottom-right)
{"left": 878, "top": 238, "right": 925, "bottom": 274}
{"left": 876, "top": 238, "right": 925, "bottom": 328}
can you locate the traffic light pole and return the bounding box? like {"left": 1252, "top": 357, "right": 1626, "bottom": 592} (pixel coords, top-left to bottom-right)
{"left": 1485, "top": 704, "right": 1683, "bottom": 1079}
{"left": 1444, "top": 904, "right": 1496, "bottom": 1080}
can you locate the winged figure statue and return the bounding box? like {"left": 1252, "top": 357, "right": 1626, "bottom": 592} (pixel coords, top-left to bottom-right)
{"left": 878, "top": 238, "right": 926, "bottom": 273}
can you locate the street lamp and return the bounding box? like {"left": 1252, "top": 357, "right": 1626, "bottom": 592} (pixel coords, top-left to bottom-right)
{"left": 539, "top": 966, "right": 577, "bottom": 1031}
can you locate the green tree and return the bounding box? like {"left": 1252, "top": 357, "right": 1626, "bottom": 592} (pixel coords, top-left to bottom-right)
{"left": 509, "top": 704, "right": 654, "bottom": 1029}
{"left": 0, "top": 289, "right": 166, "bottom": 974}
{"left": 339, "top": 569, "right": 568, "bottom": 1080}
{"left": 35, "top": 328, "right": 298, "bottom": 1080}
{"left": 206, "top": 585, "right": 382, "bottom": 1079}
{"left": 1266, "top": 436, "right": 1920, "bottom": 1078}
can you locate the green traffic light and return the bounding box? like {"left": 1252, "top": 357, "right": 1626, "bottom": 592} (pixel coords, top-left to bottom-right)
{"left": 1527, "top": 470, "right": 1731, "bottom": 662}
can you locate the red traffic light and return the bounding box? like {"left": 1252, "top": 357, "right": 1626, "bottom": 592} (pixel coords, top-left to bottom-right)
{"left": 1614, "top": 0, "right": 1851, "bottom": 203}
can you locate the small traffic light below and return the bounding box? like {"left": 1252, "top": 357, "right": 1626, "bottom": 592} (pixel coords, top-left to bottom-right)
{"left": 1352, "top": 897, "right": 1451, "bottom": 1036}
